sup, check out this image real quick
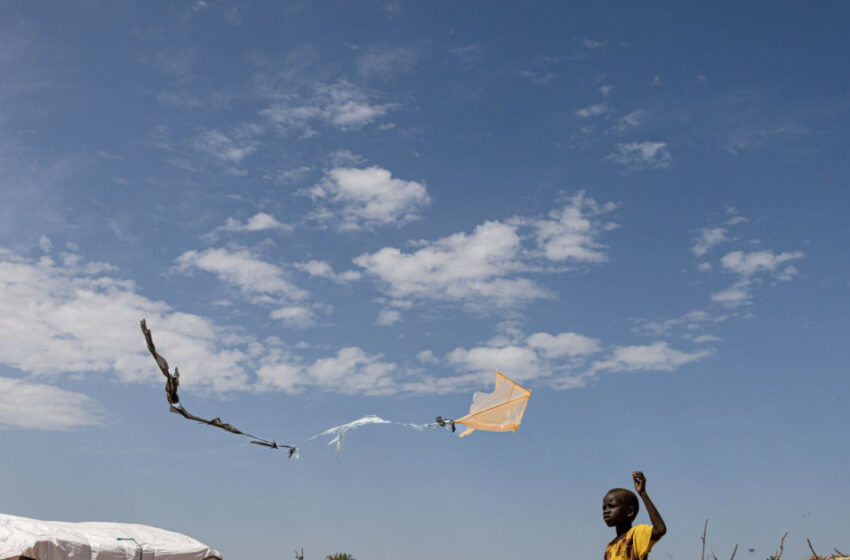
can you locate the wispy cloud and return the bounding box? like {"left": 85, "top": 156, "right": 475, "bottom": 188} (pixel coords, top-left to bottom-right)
{"left": 576, "top": 103, "right": 608, "bottom": 118}
{"left": 174, "top": 247, "right": 309, "bottom": 307}
{"left": 260, "top": 79, "right": 396, "bottom": 135}
{"left": 293, "top": 260, "right": 362, "bottom": 283}
{"left": 590, "top": 342, "right": 711, "bottom": 374}
{"left": 0, "top": 376, "right": 104, "bottom": 430}
{"left": 607, "top": 141, "right": 671, "bottom": 169}
{"left": 211, "top": 212, "right": 294, "bottom": 237}
{"left": 357, "top": 45, "right": 418, "bottom": 80}
{"left": 692, "top": 227, "right": 729, "bottom": 257}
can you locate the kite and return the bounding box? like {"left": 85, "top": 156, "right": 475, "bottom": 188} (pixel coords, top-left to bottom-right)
{"left": 140, "top": 319, "right": 531, "bottom": 459}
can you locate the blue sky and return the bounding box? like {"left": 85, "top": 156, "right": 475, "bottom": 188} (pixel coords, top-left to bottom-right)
{"left": 1, "top": 1, "right": 849, "bottom": 559}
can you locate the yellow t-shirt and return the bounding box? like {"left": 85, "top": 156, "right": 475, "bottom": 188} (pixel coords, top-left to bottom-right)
{"left": 604, "top": 524, "right": 656, "bottom": 560}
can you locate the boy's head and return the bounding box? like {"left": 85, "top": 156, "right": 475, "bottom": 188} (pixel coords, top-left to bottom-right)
{"left": 602, "top": 488, "right": 639, "bottom": 527}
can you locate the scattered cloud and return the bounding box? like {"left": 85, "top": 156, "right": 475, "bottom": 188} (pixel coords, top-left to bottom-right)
{"left": 576, "top": 103, "right": 608, "bottom": 118}
{"left": 257, "top": 346, "right": 397, "bottom": 395}
{"left": 599, "top": 85, "right": 613, "bottom": 97}
{"left": 0, "top": 247, "right": 252, "bottom": 393}
{"left": 611, "top": 110, "right": 643, "bottom": 133}
{"left": 577, "top": 37, "right": 606, "bottom": 49}
{"left": 526, "top": 332, "right": 601, "bottom": 358}
{"left": 354, "top": 220, "right": 548, "bottom": 311}
{"left": 590, "top": 342, "right": 711, "bottom": 374}
{"left": 142, "top": 47, "right": 199, "bottom": 77}
{"left": 212, "top": 212, "right": 294, "bottom": 237}
{"left": 156, "top": 91, "right": 202, "bottom": 108}
{"left": 711, "top": 279, "right": 752, "bottom": 307}
{"left": 692, "top": 227, "right": 729, "bottom": 257}
{"left": 260, "top": 79, "right": 395, "bottom": 134}
{"left": 174, "top": 247, "right": 308, "bottom": 303}
{"left": 376, "top": 308, "right": 402, "bottom": 326}
{"left": 306, "top": 166, "right": 430, "bottom": 230}
{"left": 719, "top": 249, "right": 804, "bottom": 277}
{"left": 449, "top": 44, "right": 482, "bottom": 63}
{"left": 357, "top": 45, "right": 418, "bottom": 80}
{"left": 0, "top": 376, "right": 104, "bottom": 430}
{"left": 293, "top": 260, "right": 362, "bottom": 283}
{"left": 270, "top": 305, "right": 317, "bottom": 328}
{"left": 607, "top": 141, "right": 671, "bottom": 169}
{"left": 191, "top": 128, "right": 259, "bottom": 171}
{"left": 523, "top": 191, "right": 619, "bottom": 263}
{"left": 354, "top": 193, "right": 617, "bottom": 315}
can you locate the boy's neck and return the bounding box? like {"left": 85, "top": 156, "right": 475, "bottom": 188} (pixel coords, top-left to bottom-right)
{"left": 615, "top": 522, "right": 633, "bottom": 538}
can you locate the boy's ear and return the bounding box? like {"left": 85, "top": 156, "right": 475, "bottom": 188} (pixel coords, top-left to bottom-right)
{"left": 626, "top": 505, "right": 637, "bottom": 520}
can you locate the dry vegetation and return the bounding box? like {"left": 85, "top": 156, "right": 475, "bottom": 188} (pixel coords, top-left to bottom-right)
{"left": 700, "top": 520, "right": 847, "bottom": 560}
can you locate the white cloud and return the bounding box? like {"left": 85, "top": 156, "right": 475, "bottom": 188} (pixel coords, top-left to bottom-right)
{"left": 526, "top": 332, "right": 601, "bottom": 358}
{"left": 270, "top": 305, "right": 317, "bottom": 328}
{"left": 191, "top": 129, "right": 258, "bottom": 166}
{"left": 525, "top": 191, "right": 618, "bottom": 263}
{"left": 612, "top": 110, "right": 643, "bottom": 133}
{"left": 447, "top": 344, "right": 543, "bottom": 381}
{"left": 0, "top": 376, "right": 103, "bottom": 430}
{"left": 719, "top": 250, "right": 804, "bottom": 277}
{"left": 260, "top": 79, "right": 394, "bottom": 133}
{"left": 354, "top": 220, "right": 550, "bottom": 310}
{"left": 307, "top": 347, "right": 397, "bottom": 395}
{"left": 578, "top": 37, "right": 605, "bottom": 49}
{"left": 0, "top": 248, "right": 252, "bottom": 393}
{"left": 692, "top": 227, "right": 729, "bottom": 257}
{"left": 354, "top": 194, "right": 616, "bottom": 314}
{"left": 174, "top": 247, "right": 308, "bottom": 302}
{"left": 693, "top": 334, "right": 721, "bottom": 344}
{"left": 607, "top": 141, "right": 671, "bottom": 169}
{"left": 599, "top": 85, "right": 613, "bottom": 97}
{"left": 218, "top": 212, "right": 293, "bottom": 234}
{"left": 591, "top": 342, "right": 710, "bottom": 373}
{"left": 293, "top": 260, "right": 362, "bottom": 283}
{"left": 576, "top": 103, "right": 608, "bottom": 118}
{"left": 307, "top": 166, "right": 430, "bottom": 230}
{"left": 39, "top": 235, "right": 53, "bottom": 253}
{"left": 711, "top": 280, "right": 752, "bottom": 307}
{"left": 416, "top": 350, "right": 439, "bottom": 364}
{"left": 376, "top": 308, "right": 402, "bottom": 326}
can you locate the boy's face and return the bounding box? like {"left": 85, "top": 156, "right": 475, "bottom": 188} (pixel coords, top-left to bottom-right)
{"left": 602, "top": 492, "right": 633, "bottom": 527}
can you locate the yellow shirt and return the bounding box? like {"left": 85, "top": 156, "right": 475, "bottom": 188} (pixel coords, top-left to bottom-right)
{"left": 604, "top": 524, "right": 656, "bottom": 560}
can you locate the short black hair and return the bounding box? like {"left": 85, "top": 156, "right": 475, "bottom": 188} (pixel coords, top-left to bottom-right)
{"left": 606, "top": 488, "right": 640, "bottom": 517}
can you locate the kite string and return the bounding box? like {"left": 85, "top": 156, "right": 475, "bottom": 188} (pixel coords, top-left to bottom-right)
{"left": 141, "top": 319, "right": 454, "bottom": 459}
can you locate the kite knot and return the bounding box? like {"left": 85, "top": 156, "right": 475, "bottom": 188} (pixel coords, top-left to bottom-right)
{"left": 435, "top": 416, "right": 456, "bottom": 432}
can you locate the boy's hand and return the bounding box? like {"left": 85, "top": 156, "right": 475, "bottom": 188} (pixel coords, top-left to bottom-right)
{"left": 632, "top": 471, "right": 646, "bottom": 494}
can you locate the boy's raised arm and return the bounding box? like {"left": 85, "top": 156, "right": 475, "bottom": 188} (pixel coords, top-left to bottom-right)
{"left": 633, "top": 471, "right": 667, "bottom": 540}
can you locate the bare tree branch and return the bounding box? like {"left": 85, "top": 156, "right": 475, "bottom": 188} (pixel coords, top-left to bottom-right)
{"left": 701, "top": 519, "right": 708, "bottom": 560}
{"left": 730, "top": 544, "right": 738, "bottom": 560}
{"left": 772, "top": 532, "right": 788, "bottom": 560}
{"left": 140, "top": 319, "right": 295, "bottom": 454}
{"left": 806, "top": 539, "right": 819, "bottom": 560}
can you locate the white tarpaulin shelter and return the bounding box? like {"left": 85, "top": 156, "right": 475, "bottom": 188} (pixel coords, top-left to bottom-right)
{"left": 0, "top": 514, "right": 222, "bottom": 560}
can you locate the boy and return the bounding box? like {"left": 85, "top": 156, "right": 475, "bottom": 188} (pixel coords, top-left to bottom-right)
{"left": 603, "top": 471, "right": 667, "bottom": 560}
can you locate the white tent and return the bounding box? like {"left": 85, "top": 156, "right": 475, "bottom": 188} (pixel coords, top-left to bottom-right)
{"left": 0, "top": 514, "right": 222, "bottom": 560}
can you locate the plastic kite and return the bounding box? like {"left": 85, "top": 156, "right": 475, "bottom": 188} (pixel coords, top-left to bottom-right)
{"left": 140, "top": 319, "right": 531, "bottom": 459}
{"left": 454, "top": 371, "right": 531, "bottom": 437}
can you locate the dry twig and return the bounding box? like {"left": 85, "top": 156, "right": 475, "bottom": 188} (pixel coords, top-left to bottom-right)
{"left": 807, "top": 538, "right": 820, "bottom": 560}
{"left": 730, "top": 544, "right": 738, "bottom": 560}
{"left": 772, "top": 532, "right": 788, "bottom": 560}
{"left": 701, "top": 519, "right": 708, "bottom": 560}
